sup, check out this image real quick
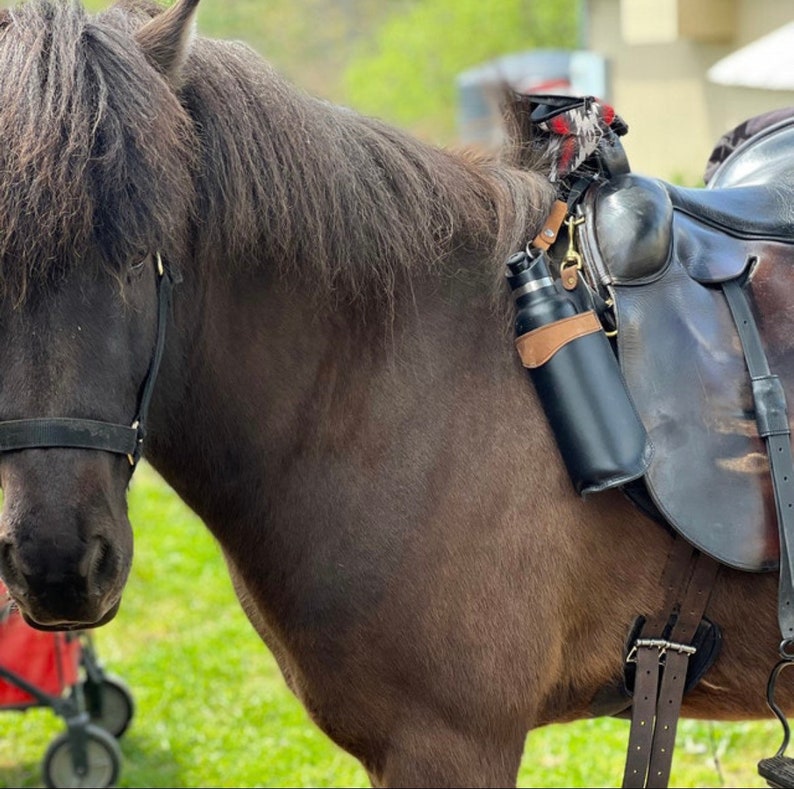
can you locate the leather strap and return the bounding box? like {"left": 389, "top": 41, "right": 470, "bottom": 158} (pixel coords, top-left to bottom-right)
{"left": 622, "top": 541, "right": 719, "bottom": 788}
{"left": 515, "top": 311, "right": 601, "bottom": 368}
{"left": 645, "top": 536, "right": 697, "bottom": 633}
{"left": 723, "top": 278, "right": 794, "bottom": 643}
{"left": 645, "top": 553, "right": 719, "bottom": 786}
{"left": 132, "top": 256, "right": 179, "bottom": 462}
{"left": 623, "top": 539, "right": 692, "bottom": 788}
{"left": 0, "top": 418, "right": 138, "bottom": 456}
{"left": 623, "top": 644, "right": 662, "bottom": 786}
{"left": 531, "top": 199, "right": 568, "bottom": 250}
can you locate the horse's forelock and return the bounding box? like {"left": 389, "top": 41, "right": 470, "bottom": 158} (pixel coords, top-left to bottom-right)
{"left": 0, "top": 0, "right": 195, "bottom": 300}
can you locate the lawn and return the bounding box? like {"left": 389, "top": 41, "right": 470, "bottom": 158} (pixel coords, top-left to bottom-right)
{"left": 0, "top": 464, "right": 784, "bottom": 788}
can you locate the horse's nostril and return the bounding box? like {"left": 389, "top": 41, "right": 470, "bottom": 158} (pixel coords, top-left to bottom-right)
{"left": 0, "top": 540, "right": 27, "bottom": 594}
{"left": 96, "top": 540, "right": 114, "bottom": 578}
{"left": 87, "top": 537, "right": 118, "bottom": 588}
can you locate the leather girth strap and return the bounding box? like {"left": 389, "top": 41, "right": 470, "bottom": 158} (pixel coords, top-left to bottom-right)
{"left": 722, "top": 278, "right": 794, "bottom": 645}
{"left": 622, "top": 537, "right": 719, "bottom": 788}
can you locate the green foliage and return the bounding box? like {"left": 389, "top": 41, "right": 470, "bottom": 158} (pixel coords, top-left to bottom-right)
{"left": 78, "top": 0, "right": 410, "bottom": 102}
{"left": 12, "top": 0, "right": 580, "bottom": 142}
{"left": 343, "top": 0, "right": 580, "bottom": 141}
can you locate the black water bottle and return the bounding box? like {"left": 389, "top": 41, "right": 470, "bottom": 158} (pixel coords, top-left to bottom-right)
{"left": 506, "top": 249, "right": 652, "bottom": 495}
{"left": 507, "top": 248, "right": 578, "bottom": 335}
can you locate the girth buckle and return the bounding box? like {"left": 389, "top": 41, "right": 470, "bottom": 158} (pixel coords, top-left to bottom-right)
{"left": 626, "top": 637, "right": 697, "bottom": 665}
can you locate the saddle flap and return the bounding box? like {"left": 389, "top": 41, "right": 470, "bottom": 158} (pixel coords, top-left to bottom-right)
{"left": 549, "top": 113, "right": 794, "bottom": 572}
{"left": 612, "top": 258, "right": 780, "bottom": 571}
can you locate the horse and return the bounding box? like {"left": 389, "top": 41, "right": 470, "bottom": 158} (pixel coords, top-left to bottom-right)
{"left": 0, "top": 0, "right": 790, "bottom": 786}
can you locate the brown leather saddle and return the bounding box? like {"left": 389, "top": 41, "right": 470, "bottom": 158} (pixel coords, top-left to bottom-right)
{"left": 576, "top": 118, "right": 794, "bottom": 572}
{"left": 510, "top": 98, "right": 794, "bottom": 788}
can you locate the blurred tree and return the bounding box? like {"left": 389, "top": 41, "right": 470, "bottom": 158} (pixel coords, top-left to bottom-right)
{"left": 76, "top": 0, "right": 413, "bottom": 101}
{"left": 187, "top": 0, "right": 415, "bottom": 99}
{"left": 343, "top": 0, "right": 580, "bottom": 142}
{"left": 52, "top": 0, "right": 579, "bottom": 141}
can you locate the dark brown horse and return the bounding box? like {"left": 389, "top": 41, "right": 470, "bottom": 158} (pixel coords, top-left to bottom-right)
{"left": 0, "top": 0, "right": 789, "bottom": 786}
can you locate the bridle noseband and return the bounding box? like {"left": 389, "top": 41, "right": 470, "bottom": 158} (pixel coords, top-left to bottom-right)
{"left": 0, "top": 253, "right": 180, "bottom": 468}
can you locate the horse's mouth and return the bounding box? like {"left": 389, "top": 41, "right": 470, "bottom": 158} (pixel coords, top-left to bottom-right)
{"left": 13, "top": 595, "right": 122, "bottom": 632}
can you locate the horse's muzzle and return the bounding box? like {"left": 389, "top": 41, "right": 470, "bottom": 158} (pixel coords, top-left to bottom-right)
{"left": 0, "top": 532, "right": 130, "bottom": 629}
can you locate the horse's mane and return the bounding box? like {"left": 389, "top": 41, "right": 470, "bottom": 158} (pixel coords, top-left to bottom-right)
{"left": 179, "top": 36, "right": 555, "bottom": 305}
{"left": 0, "top": 0, "right": 555, "bottom": 307}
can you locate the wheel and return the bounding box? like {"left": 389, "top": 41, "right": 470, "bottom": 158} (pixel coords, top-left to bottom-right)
{"left": 85, "top": 675, "right": 135, "bottom": 738}
{"left": 42, "top": 723, "right": 121, "bottom": 788}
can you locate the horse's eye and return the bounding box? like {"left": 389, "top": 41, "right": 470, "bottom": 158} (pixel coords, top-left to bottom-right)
{"left": 129, "top": 254, "right": 149, "bottom": 277}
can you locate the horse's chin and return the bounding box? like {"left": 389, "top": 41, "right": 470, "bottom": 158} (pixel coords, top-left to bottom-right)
{"left": 18, "top": 598, "right": 122, "bottom": 632}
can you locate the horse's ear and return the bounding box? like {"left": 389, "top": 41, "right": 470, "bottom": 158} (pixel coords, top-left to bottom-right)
{"left": 135, "top": 0, "right": 200, "bottom": 85}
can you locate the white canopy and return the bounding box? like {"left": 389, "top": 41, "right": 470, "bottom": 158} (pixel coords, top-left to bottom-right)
{"left": 708, "top": 22, "right": 794, "bottom": 90}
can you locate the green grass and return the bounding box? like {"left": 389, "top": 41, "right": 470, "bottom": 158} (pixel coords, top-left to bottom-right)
{"left": 0, "top": 464, "right": 784, "bottom": 787}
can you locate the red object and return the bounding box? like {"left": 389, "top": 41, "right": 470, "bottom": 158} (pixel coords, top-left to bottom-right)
{"left": 0, "top": 581, "right": 80, "bottom": 707}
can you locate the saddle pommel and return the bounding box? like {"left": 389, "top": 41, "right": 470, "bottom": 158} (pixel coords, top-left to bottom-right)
{"left": 590, "top": 174, "right": 673, "bottom": 284}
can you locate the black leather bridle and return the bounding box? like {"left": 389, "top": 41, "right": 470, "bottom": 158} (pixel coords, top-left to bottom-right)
{"left": 0, "top": 253, "right": 180, "bottom": 467}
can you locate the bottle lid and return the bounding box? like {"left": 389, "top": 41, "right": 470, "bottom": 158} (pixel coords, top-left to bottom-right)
{"left": 505, "top": 251, "right": 530, "bottom": 277}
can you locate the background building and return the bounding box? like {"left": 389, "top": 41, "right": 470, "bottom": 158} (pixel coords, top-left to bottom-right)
{"left": 585, "top": 0, "right": 794, "bottom": 182}
{"left": 457, "top": 0, "right": 794, "bottom": 183}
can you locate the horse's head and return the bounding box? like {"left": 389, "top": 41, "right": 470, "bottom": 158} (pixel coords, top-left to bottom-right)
{"left": 0, "top": 0, "right": 199, "bottom": 629}
{"left": 0, "top": 255, "right": 170, "bottom": 629}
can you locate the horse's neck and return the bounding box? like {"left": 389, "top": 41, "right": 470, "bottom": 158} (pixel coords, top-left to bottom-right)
{"left": 148, "top": 258, "right": 517, "bottom": 534}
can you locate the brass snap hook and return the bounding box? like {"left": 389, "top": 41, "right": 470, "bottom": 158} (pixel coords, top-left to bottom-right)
{"left": 560, "top": 216, "right": 584, "bottom": 290}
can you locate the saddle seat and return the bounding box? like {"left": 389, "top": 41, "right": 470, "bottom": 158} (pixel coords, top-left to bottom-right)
{"left": 576, "top": 118, "right": 794, "bottom": 572}
{"left": 668, "top": 182, "right": 794, "bottom": 242}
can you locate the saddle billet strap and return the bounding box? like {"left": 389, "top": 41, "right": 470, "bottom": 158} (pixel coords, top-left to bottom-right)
{"left": 722, "top": 279, "right": 794, "bottom": 643}
{"left": 645, "top": 553, "right": 719, "bottom": 787}
{"left": 622, "top": 645, "right": 661, "bottom": 787}
{"left": 622, "top": 537, "right": 693, "bottom": 788}
{"left": 622, "top": 541, "right": 719, "bottom": 788}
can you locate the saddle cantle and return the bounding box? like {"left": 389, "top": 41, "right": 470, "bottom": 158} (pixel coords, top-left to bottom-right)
{"left": 577, "top": 118, "right": 794, "bottom": 572}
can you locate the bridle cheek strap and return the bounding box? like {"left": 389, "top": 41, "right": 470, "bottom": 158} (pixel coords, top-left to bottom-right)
{"left": 0, "top": 253, "right": 180, "bottom": 468}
